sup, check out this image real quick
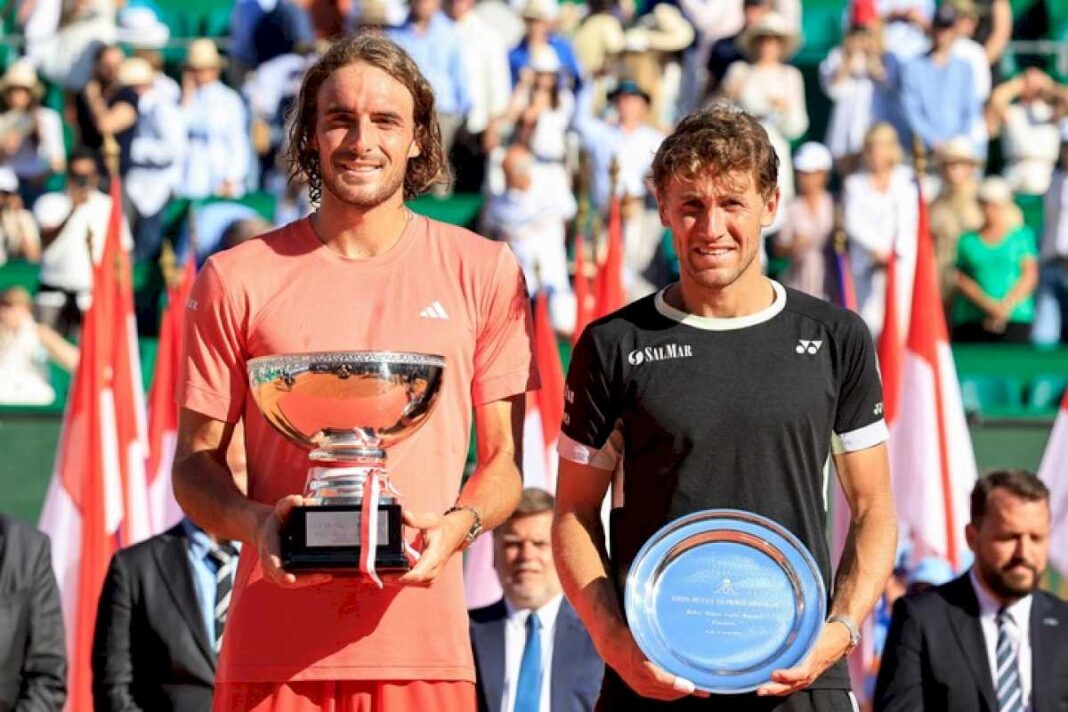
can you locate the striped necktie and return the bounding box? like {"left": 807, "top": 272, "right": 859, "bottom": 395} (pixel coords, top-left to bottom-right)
{"left": 207, "top": 543, "right": 238, "bottom": 654}
{"left": 995, "top": 607, "right": 1024, "bottom": 712}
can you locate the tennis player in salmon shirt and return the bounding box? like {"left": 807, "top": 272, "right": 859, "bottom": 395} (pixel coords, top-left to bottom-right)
{"left": 172, "top": 32, "right": 539, "bottom": 711}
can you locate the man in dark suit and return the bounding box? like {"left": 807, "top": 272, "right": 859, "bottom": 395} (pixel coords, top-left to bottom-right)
{"left": 91, "top": 517, "right": 240, "bottom": 712}
{"left": 0, "top": 514, "right": 66, "bottom": 712}
{"left": 470, "top": 488, "right": 604, "bottom": 712}
{"left": 875, "top": 469, "right": 1068, "bottom": 712}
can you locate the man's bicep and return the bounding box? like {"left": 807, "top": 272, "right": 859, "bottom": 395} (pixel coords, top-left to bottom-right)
{"left": 555, "top": 457, "right": 614, "bottom": 521}
{"left": 175, "top": 407, "right": 236, "bottom": 463}
{"left": 833, "top": 443, "right": 891, "bottom": 516}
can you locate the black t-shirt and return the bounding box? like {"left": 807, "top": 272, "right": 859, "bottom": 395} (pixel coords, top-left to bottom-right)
{"left": 560, "top": 281, "right": 887, "bottom": 702}
{"left": 75, "top": 86, "right": 139, "bottom": 175}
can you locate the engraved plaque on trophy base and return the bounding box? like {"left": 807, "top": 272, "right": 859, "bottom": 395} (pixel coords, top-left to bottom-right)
{"left": 281, "top": 503, "right": 410, "bottom": 573}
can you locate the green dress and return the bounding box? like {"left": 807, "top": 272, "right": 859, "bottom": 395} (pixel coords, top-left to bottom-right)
{"left": 951, "top": 225, "right": 1038, "bottom": 326}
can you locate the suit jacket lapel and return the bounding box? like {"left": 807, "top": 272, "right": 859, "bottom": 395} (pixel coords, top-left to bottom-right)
{"left": 551, "top": 602, "right": 584, "bottom": 712}
{"left": 1029, "top": 593, "right": 1059, "bottom": 712}
{"left": 154, "top": 531, "right": 215, "bottom": 671}
{"left": 945, "top": 575, "right": 997, "bottom": 711}
{"left": 472, "top": 602, "right": 507, "bottom": 712}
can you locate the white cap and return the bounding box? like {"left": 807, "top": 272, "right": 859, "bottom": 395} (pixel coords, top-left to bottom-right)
{"left": 793, "top": 142, "right": 832, "bottom": 173}
{"left": 0, "top": 167, "right": 18, "bottom": 193}
{"left": 977, "top": 176, "right": 1013, "bottom": 205}
{"left": 527, "top": 47, "right": 561, "bottom": 73}
{"left": 116, "top": 7, "right": 171, "bottom": 49}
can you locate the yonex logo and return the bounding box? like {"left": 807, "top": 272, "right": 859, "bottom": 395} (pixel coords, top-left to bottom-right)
{"left": 796, "top": 339, "right": 823, "bottom": 355}
{"left": 627, "top": 343, "right": 694, "bottom": 366}
{"left": 419, "top": 301, "right": 449, "bottom": 319}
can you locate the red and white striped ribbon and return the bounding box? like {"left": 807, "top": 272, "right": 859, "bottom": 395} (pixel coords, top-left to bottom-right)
{"left": 358, "top": 469, "right": 420, "bottom": 587}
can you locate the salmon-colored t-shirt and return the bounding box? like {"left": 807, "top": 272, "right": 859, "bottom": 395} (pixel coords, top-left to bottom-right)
{"left": 177, "top": 214, "right": 537, "bottom": 683}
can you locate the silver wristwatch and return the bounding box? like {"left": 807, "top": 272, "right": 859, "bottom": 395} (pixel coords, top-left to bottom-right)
{"left": 444, "top": 505, "right": 482, "bottom": 550}
{"left": 828, "top": 613, "right": 861, "bottom": 655}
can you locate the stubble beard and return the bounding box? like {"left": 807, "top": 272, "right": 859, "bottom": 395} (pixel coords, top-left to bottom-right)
{"left": 321, "top": 160, "right": 407, "bottom": 211}
{"left": 980, "top": 559, "right": 1039, "bottom": 601}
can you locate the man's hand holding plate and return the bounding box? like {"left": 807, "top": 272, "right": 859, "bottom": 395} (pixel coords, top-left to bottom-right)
{"left": 757, "top": 619, "right": 853, "bottom": 696}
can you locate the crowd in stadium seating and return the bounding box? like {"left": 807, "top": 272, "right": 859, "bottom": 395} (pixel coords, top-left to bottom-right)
{"left": 0, "top": 0, "right": 1066, "bottom": 407}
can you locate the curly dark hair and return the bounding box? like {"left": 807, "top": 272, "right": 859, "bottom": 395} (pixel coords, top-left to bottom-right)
{"left": 285, "top": 32, "right": 450, "bottom": 204}
{"left": 650, "top": 103, "right": 779, "bottom": 200}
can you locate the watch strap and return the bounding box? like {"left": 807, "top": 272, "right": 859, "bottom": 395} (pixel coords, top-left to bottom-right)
{"left": 444, "top": 505, "right": 482, "bottom": 549}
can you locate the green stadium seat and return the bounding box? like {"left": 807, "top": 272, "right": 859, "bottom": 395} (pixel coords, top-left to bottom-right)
{"left": 0, "top": 260, "right": 41, "bottom": 293}
{"left": 1028, "top": 374, "right": 1068, "bottom": 414}
{"left": 959, "top": 374, "right": 1025, "bottom": 415}
{"left": 1015, "top": 194, "right": 1044, "bottom": 240}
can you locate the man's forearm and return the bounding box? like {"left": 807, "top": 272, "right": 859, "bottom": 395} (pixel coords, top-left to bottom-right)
{"left": 456, "top": 449, "right": 522, "bottom": 532}
{"left": 552, "top": 507, "right": 627, "bottom": 650}
{"left": 173, "top": 451, "right": 268, "bottom": 544}
{"left": 831, "top": 492, "right": 897, "bottom": 626}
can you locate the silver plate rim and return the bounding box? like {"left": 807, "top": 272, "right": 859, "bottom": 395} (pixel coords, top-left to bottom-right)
{"left": 624, "top": 508, "right": 826, "bottom": 694}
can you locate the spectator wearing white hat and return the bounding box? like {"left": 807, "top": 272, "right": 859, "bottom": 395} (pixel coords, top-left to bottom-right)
{"left": 0, "top": 61, "right": 65, "bottom": 206}
{"left": 179, "top": 39, "right": 251, "bottom": 200}
{"left": 508, "top": 0, "right": 583, "bottom": 90}
{"left": 499, "top": 47, "right": 574, "bottom": 194}
{"left": 952, "top": 176, "right": 1037, "bottom": 343}
{"left": 0, "top": 168, "right": 40, "bottom": 265}
{"left": 121, "top": 57, "right": 187, "bottom": 262}
{"left": 774, "top": 142, "right": 835, "bottom": 300}
{"left": 929, "top": 136, "right": 983, "bottom": 308}
{"left": 116, "top": 6, "right": 181, "bottom": 105}
{"left": 1034, "top": 123, "right": 1068, "bottom": 345}
{"left": 719, "top": 12, "right": 807, "bottom": 209}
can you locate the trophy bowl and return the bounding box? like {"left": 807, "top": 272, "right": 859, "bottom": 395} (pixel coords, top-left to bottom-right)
{"left": 247, "top": 351, "right": 446, "bottom": 576}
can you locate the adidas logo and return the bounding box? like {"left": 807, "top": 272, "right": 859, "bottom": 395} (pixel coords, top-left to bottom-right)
{"left": 419, "top": 301, "right": 449, "bottom": 320}
{"left": 796, "top": 339, "right": 823, "bottom": 355}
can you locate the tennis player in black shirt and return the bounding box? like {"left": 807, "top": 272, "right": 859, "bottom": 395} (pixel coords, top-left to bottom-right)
{"left": 551, "top": 106, "right": 898, "bottom": 710}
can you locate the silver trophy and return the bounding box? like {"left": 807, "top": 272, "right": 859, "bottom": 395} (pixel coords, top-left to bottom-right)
{"left": 247, "top": 351, "right": 446, "bottom": 578}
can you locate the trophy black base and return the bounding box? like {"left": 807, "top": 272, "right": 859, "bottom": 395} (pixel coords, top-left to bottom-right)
{"left": 281, "top": 503, "right": 410, "bottom": 574}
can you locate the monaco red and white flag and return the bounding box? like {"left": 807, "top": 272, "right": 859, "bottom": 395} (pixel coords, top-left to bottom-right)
{"left": 594, "top": 196, "right": 626, "bottom": 318}
{"left": 38, "top": 175, "right": 151, "bottom": 712}
{"left": 1038, "top": 391, "right": 1068, "bottom": 576}
{"left": 522, "top": 290, "right": 565, "bottom": 493}
{"left": 888, "top": 183, "right": 977, "bottom": 570}
{"left": 145, "top": 252, "right": 196, "bottom": 532}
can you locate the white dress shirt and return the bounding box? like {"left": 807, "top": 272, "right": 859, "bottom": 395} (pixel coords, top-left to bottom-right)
{"left": 843, "top": 165, "right": 919, "bottom": 339}
{"left": 501, "top": 594, "right": 564, "bottom": 712}
{"left": 179, "top": 81, "right": 250, "bottom": 199}
{"left": 969, "top": 567, "right": 1034, "bottom": 711}
{"left": 127, "top": 87, "right": 187, "bottom": 218}
{"left": 454, "top": 11, "right": 512, "bottom": 134}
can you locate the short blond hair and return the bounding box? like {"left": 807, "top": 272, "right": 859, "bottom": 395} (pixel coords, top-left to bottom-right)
{"left": 862, "top": 122, "right": 904, "bottom": 168}
{"left": 650, "top": 104, "right": 779, "bottom": 199}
